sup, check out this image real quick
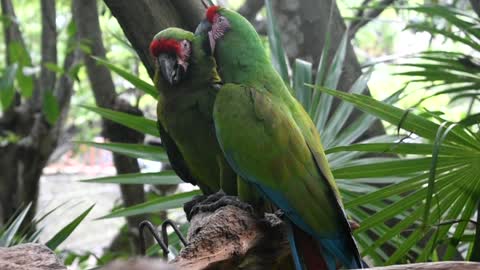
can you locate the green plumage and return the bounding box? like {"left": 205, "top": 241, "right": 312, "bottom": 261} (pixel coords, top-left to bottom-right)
{"left": 213, "top": 8, "right": 343, "bottom": 234}
{"left": 209, "top": 8, "right": 361, "bottom": 269}
{"left": 153, "top": 28, "right": 237, "bottom": 195}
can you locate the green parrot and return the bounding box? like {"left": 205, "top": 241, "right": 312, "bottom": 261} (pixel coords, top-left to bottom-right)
{"left": 150, "top": 28, "right": 269, "bottom": 215}
{"left": 195, "top": 6, "right": 363, "bottom": 270}
{"left": 150, "top": 28, "right": 237, "bottom": 196}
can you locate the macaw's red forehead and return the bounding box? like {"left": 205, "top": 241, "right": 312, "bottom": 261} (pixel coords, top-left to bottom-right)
{"left": 206, "top": 5, "right": 220, "bottom": 23}
{"left": 149, "top": 39, "right": 180, "bottom": 57}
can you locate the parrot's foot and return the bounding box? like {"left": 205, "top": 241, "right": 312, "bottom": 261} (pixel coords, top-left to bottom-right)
{"left": 186, "top": 190, "right": 254, "bottom": 221}
{"left": 184, "top": 194, "right": 208, "bottom": 221}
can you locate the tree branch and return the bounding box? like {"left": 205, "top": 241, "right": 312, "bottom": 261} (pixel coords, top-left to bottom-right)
{"left": 52, "top": 45, "right": 80, "bottom": 130}
{"left": 349, "top": 0, "right": 396, "bottom": 38}
{"left": 72, "top": 0, "right": 116, "bottom": 109}
{"left": 171, "top": 205, "right": 290, "bottom": 270}
{"left": 167, "top": 205, "right": 480, "bottom": 270}
{"left": 35, "top": 0, "right": 57, "bottom": 109}
{"left": 169, "top": 0, "right": 205, "bottom": 30}
{"left": 0, "top": 0, "right": 30, "bottom": 130}
{"left": 1, "top": 0, "right": 27, "bottom": 63}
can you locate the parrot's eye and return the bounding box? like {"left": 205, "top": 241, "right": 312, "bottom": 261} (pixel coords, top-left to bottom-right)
{"left": 207, "top": 15, "right": 230, "bottom": 54}
{"left": 215, "top": 16, "right": 229, "bottom": 26}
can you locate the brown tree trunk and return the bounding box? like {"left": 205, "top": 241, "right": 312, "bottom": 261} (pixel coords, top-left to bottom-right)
{"left": 268, "top": 0, "right": 385, "bottom": 139}
{"left": 101, "top": 0, "right": 210, "bottom": 248}
{"left": 72, "top": 0, "right": 149, "bottom": 254}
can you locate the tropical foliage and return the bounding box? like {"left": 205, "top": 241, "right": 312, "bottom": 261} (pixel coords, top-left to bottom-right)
{"left": 79, "top": 1, "right": 479, "bottom": 266}
{"left": 397, "top": 5, "right": 480, "bottom": 124}
{"left": 0, "top": 203, "right": 93, "bottom": 250}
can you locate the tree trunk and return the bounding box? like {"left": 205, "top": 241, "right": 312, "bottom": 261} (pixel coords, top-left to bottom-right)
{"left": 101, "top": 0, "right": 210, "bottom": 248}
{"left": 269, "top": 0, "right": 385, "bottom": 139}
{"left": 0, "top": 0, "right": 78, "bottom": 226}
{"left": 72, "top": 0, "right": 149, "bottom": 254}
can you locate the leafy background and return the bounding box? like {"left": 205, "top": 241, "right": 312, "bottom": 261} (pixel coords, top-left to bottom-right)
{"left": 0, "top": 0, "right": 478, "bottom": 268}
{"left": 81, "top": 1, "right": 480, "bottom": 266}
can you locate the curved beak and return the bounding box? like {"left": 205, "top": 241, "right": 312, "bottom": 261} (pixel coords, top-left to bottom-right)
{"left": 157, "top": 53, "right": 185, "bottom": 86}
{"left": 195, "top": 19, "right": 215, "bottom": 55}
{"left": 195, "top": 19, "right": 211, "bottom": 35}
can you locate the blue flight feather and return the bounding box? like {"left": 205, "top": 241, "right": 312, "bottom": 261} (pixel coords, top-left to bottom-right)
{"left": 286, "top": 221, "right": 305, "bottom": 270}
{"left": 255, "top": 182, "right": 361, "bottom": 270}
{"left": 220, "top": 150, "right": 362, "bottom": 270}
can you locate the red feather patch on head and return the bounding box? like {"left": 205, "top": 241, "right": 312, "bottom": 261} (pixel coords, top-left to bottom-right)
{"left": 149, "top": 39, "right": 180, "bottom": 57}
{"left": 206, "top": 5, "right": 220, "bottom": 23}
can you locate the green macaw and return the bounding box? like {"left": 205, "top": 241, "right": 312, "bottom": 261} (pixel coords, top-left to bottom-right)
{"left": 150, "top": 28, "right": 268, "bottom": 214}
{"left": 196, "top": 6, "right": 363, "bottom": 270}
{"left": 150, "top": 28, "right": 237, "bottom": 196}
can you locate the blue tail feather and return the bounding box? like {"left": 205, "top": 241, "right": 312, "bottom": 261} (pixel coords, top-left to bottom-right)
{"left": 286, "top": 221, "right": 305, "bottom": 270}
{"left": 319, "top": 236, "right": 362, "bottom": 269}
{"left": 255, "top": 183, "right": 362, "bottom": 269}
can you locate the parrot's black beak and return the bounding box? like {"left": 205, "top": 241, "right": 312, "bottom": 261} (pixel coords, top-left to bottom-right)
{"left": 158, "top": 53, "right": 185, "bottom": 86}
{"left": 195, "top": 19, "right": 212, "bottom": 35}
{"left": 195, "top": 19, "right": 214, "bottom": 55}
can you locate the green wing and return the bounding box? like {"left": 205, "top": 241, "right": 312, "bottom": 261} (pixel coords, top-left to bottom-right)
{"left": 213, "top": 83, "right": 346, "bottom": 235}
{"left": 156, "top": 96, "right": 197, "bottom": 187}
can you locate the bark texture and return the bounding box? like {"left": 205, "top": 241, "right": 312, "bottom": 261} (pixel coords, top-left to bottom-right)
{"left": 105, "top": 205, "right": 480, "bottom": 270}
{"left": 172, "top": 206, "right": 290, "bottom": 270}
{"left": 72, "top": 0, "right": 148, "bottom": 254}
{"left": 170, "top": 205, "right": 480, "bottom": 270}
{"left": 0, "top": 243, "right": 66, "bottom": 270}
{"left": 35, "top": 0, "right": 57, "bottom": 109}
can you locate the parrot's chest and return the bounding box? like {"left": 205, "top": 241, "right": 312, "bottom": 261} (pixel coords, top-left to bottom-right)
{"left": 162, "top": 94, "right": 215, "bottom": 138}
{"left": 160, "top": 94, "right": 228, "bottom": 184}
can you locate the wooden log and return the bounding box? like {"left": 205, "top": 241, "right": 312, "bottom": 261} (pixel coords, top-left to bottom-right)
{"left": 168, "top": 204, "right": 480, "bottom": 270}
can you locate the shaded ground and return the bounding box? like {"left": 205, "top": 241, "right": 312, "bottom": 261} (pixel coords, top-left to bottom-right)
{"left": 37, "top": 171, "right": 124, "bottom": 254}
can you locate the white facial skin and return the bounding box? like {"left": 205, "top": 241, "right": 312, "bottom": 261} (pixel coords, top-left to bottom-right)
{"left": 178, "top": 39, "right": 192, "bottom": 71}
{"left": 209, "top": 14, "right": 230, "bottom": 53}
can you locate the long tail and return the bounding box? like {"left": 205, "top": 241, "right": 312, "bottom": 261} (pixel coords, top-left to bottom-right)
{"left": 317, "top": 232, "right": 363, "bottom": 269}
{"left": 286, "top": 221, "right": 363, "bottom": 270}
{"left": 286, "top": 222, "right": 328, "bottom": 270}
